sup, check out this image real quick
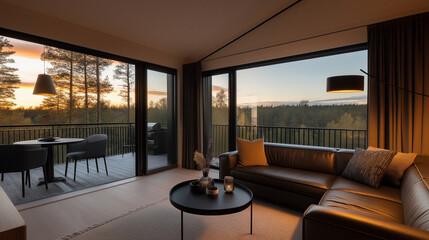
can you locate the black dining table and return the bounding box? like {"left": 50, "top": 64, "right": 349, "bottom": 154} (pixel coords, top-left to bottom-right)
{"left": 14, "top": 138, "right": 84, "bottom": 184}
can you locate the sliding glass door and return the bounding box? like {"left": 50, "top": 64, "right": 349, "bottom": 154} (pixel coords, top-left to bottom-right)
{"left": 147, "top": 69, "right": 176, "bottom": 172}
{"left": 203, "top": 73, "right": 231, "bottom": 168}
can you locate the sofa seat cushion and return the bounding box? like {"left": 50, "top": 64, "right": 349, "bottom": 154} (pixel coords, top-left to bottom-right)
{"left": 330, "top": 176, "right": 401, "bottom": 204}
{"left": 319, "top": 189, "right": 403, "bottom": 223}
{"left": 230, "top": 165, "right": 335, "bottom": 198}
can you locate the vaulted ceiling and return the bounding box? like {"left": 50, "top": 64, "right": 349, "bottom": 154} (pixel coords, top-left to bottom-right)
{"left": 1, "top": 0, "right": 294, "bottom": 61}
{"left": 1, "top": 0, "right": 429, "bottom": 67}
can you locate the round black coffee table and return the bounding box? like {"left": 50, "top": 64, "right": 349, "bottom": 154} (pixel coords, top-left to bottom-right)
{"left": 170, "top": 179, "right": 253, "bottom": 239}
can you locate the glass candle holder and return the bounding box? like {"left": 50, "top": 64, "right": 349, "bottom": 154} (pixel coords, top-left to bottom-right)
{"left": 224, "top": 176, "right": 234, "bottom": 193}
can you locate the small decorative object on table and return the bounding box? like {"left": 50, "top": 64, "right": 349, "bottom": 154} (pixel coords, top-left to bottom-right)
{"left": 224, "top": 176, "right": 234, "bottom": 193}
{"left": 38, "top": 137, "right": 58, "bottom": 142}
{"left": 189, "top": 180, "right": 202, "bottom": 193}
{"left": 206, "top": 186, "right": 218, "bottom": 196}
{"left": 193, "top": 142, "right": 214, "bottom": 191}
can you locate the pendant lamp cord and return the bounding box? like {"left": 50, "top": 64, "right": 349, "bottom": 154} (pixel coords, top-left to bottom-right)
{"left": 43, "top": 46, "right": 46, "bottom": 74}
{"left": 360, "top": 69, "right": 429, "bottom": 98}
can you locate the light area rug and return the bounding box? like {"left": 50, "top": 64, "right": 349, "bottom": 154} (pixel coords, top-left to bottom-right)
{"left": 61, "top": 198, "right": 303, "bottom": 240}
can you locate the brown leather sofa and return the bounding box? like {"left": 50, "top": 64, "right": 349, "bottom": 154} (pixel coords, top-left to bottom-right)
{"left": 219, "top": 143, "right": 429, "bottom": 240}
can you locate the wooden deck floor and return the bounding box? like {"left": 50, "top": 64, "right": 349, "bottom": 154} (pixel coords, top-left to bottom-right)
{"left": 0, "top": 153, "right": 170, "bottom": 205}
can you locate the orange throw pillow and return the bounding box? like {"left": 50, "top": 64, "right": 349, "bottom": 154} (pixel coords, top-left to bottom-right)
{"left": 236, "top": 138, "right": 268, "bottom": 166}
{"left": 367, "top": 146, "right": 417, "bottom": 186}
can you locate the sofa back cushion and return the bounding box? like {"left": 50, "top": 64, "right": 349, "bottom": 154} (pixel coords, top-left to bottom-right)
{"left": 264, "top": 143, "right": 338, "bottom": 175}
{"left": 335, "top": 149, "right": 355, "bottom": 175}
{"left": 401, "top": 156, "right": 429, "bottom": 231}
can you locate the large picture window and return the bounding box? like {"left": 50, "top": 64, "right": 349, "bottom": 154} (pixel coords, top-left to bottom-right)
{"left": 204, "top": 47, "right": 368, "bottom": 164}
{"left": 236, "top": 49, "right": 367, "bottom": 149}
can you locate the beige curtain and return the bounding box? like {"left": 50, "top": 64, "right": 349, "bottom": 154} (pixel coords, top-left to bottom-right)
{"left": 368, "top": 12, "right": 429, "bottom": 155}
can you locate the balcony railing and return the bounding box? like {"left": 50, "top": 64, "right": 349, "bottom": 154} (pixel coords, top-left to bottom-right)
{"left": 0, "top": 123, "right": 135, "bottom": 164}
{"left": 0, "top": 123, "right": 366, "bottom": 164}
{"left": 212, "top": 124, "right": 367, "bottom": 157}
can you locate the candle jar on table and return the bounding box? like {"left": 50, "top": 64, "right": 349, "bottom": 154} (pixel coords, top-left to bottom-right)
{"left": 224, "top": 176, "right": 234, "bottom": 193}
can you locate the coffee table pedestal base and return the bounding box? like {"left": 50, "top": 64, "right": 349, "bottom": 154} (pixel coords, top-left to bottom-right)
{"left": 180, "top": 201, "right": 253, "bottom": 240}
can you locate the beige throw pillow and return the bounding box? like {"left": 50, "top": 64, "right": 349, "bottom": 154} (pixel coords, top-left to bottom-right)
{"left": 367, "top": 146, "right": 417, "bottom": 186}
{"left": 236, "top": 138, "right": 268, "bottom": 166}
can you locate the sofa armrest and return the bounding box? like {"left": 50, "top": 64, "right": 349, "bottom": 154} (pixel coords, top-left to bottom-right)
{"left": 303, "top": 205, "right": 429, "bottom": 240}
{"left": 0, "top": 186, "right": 26, "bottom": 240}
{"left": 219, "top": 151, "right": 238, "bottom": 179}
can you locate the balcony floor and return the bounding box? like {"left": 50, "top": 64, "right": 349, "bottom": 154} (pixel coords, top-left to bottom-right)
{"left": 0, "top": 153, "right": 169, "bottom": 205}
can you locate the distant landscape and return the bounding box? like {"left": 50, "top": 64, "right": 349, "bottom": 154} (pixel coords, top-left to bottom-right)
{"left": 212, "top": 89, "right": 367, "bottom": 130}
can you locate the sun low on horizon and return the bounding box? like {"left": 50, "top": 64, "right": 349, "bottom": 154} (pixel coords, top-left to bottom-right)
{"left": 2, "top": 36, "right": 165, "bottom": 109}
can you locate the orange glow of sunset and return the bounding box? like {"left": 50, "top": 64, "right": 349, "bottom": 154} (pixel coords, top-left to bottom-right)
{"left": 3, "top": 36, "right": 143, "bottom": 109}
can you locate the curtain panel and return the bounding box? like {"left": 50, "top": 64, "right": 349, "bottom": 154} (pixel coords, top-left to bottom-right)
{"left": 182, "top": 62, "right": 202, "bottom": 169}
{"left": 368, "top": 12, "right": 429, "bottom": 154}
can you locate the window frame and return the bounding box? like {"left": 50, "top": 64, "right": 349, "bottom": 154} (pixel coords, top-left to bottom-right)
{"left": 203, "top": 43, "right": 368, "bottom": 153}
{"left": 0, "top": 27, "right": 178, "bottom": 176}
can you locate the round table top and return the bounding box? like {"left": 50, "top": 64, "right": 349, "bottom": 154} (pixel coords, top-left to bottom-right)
{"left": 169, "top": 179, "right": 253, "bottom": 215}
{"left": 14, "top": 138, "right": 84, "bottom": 146}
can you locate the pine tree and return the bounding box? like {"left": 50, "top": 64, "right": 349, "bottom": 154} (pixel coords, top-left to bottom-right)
{"left": 114, "top": 63, "right": 135, "bottom": 122}
{"left": 76, "top": 55, "right": 112, "bottom": 123}
{"left": 41, "top": 49, "right": 112, "bottom": 123}
{"left": 212, "top": 89, "right": 228, "bottom": 108}
{"left": 93, "top": 57, "right": 112, "bottom": 123}
{"left": 41, "top": 47, "right": 82, "bottom": 123}
{"left": 0, "top": 37, "right": 21, "bottom": 109}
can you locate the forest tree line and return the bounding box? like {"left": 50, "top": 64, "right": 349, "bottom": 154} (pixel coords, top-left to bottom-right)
{"left": 212, "top": 89, "right": 367, "bottom": 130}
{"left": 212, "top": 104, "right": 366, "bottom": 130}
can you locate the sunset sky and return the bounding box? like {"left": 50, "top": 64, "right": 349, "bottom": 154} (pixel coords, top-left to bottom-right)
{"left": 212, "top": 50, "right": 368, "bottom": 107}
{"left": 4, "top": 35, "right": 366, "bottom": 109}
{"left": 4, "top": 36, "right": 167, "bottom": 109}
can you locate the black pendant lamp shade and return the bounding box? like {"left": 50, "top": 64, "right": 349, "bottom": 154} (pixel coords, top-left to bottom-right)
{"left": 33, "top": 74, "right": 57, "bottom": 95}
{"left": 326, "top": 75, "right": 364, "bottom": 93}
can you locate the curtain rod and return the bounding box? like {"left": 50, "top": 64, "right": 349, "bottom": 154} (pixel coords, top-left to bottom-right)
{"left": 198, "top": 0, "right": 302, "bottom": 62}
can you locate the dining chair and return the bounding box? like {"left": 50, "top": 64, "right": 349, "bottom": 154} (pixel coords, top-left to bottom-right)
{"left": 65, "top": 134, "right": 108, "bottom": 181}
{"left": 0, "top": 144, "right": 48, "bottom": 198}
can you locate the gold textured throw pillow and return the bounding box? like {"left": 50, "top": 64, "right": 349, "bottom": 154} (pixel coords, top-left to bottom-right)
{"left": 367, "top": 146, "right": 417, "bottom": 186}
{"left": 236, "top": 138, "right": 268, "bottom": 166}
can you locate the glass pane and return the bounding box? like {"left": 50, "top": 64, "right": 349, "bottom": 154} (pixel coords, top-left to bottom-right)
{"left": 147, "top": 69, "right": 174, "bottom": 170}
{"left": 211, "top": 74, "right": 229, "bottom": 167}
{"left": 0, "top": 35, "right": 136, "bottom": 204}
{"left": 236, "top": 50, "right": 367, "bottom": 149}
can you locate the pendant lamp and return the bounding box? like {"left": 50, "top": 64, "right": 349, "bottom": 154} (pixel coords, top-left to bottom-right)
{"left": 326, "top": 75, "right": 364, "bottom": 93}
{"left": 33, "top": 46, "right": 56, "bottom": 95}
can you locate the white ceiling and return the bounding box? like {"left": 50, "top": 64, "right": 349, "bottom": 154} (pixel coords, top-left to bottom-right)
{"left": 2, "top": 0, "right": 294, "bottom": 61}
